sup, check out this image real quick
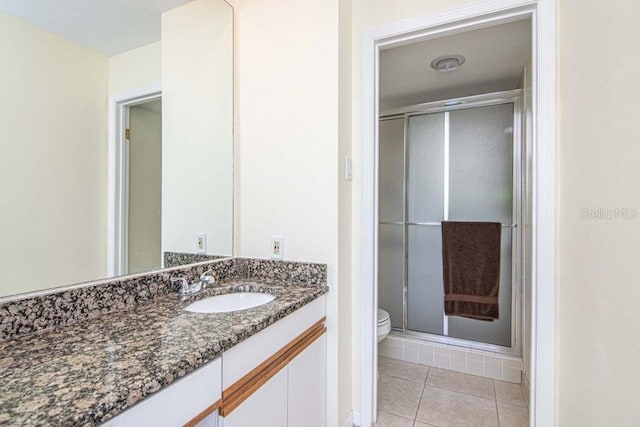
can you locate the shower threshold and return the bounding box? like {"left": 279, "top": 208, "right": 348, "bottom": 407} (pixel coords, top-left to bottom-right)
{"left": 382, "top": 330, "right": 523, "bottom": 383}
{"left": 391, "top": 328, "right": 520, "bottom": 357}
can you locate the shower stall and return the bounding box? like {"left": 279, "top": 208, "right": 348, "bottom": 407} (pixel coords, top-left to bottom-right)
{"left": 378, "top": 89, "right": 523, "bottom": 355}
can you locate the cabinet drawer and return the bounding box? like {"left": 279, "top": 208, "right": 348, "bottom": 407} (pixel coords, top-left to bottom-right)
{"left": 222, "top": 296, "right": 325, "bottom": 389}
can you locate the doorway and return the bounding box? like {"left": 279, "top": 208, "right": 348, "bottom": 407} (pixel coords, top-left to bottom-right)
{"left": 127, "top": 98, "right": 162, "bottom": 274}
{"left": 111, "top": 92, "right": 162, "bottom": 277}
{"left": 359, "top": 1, "right": 556, "bottom": 426}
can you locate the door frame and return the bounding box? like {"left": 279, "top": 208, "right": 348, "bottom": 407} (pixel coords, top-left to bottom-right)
{"left": 107, "top": 86, "right": 161, "bottom": 277}
{"left": 359, "top": 1, "right": 556, "bottom": 426}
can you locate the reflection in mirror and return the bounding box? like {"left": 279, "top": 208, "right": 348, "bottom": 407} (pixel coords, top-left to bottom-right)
{"left": 128, "top": 99, "right": 163, "bottom": 275}
{"left": 0, "top": 0, "right": 233, "bottom": 298}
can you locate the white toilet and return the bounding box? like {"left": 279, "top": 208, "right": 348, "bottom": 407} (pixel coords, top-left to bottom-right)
{"left": 377, "top": 308, "right": 391, "bottom": 343}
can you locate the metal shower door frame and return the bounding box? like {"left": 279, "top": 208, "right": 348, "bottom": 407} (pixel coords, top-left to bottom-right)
{"left": 379, "top": 88, "right": 524, "bottom": 356}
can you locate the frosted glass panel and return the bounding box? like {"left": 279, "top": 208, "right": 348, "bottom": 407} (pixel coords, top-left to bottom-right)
{"left": 378, "top": 224, "right": 404, "bottom": 329}
{"left": 407, "top": 113, "right": 445, "bottom": 222}
{"left": 379, "top": 118, "right": 405, "bottom": 222}
{"left": 407, "top": 225, "right": 443, "bottom": 335}
{"left": 448, "top": 228, "right": 513, "bottom": 346}
{"left": 378, "top": 101, "right": 518, "bottom": 348}
{"left": 449, "top": 104, "right": 513, "bottom": 223}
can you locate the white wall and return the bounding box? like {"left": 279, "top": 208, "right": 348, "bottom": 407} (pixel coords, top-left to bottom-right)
{"left": 161, "top": 0, "right": 234, "bottom": 257}
{"left": 0, "top": 11, "right": 108, "bottom": 296}
{"left": 108, "top": 42, "right": 161, "bottom": 97}
{"left": 234, "top": 0, "right": 342, "bottom": 423}
{"left": 558, "top": 1, "right": 640, "bottom": 425}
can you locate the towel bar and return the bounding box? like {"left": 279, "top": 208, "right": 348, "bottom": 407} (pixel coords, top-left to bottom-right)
{"left": 379, "top": 221, "right": 517, "bottom": 228}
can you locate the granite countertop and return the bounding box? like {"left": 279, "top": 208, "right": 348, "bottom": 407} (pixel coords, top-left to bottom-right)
{"left": 0, "top": 279, "right": 327, "bottom": 426}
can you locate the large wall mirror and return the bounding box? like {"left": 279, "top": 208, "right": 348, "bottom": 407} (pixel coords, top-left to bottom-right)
{"left": 0, "top": 0, "right": 234, "bottom": 298}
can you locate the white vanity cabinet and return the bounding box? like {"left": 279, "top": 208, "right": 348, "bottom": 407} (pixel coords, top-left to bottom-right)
{"left": 220, "top": 296, "right": 326, "bottom": 427}
{"left": 100, "top": 296, "right": 326, "bottom": 427}
{"left": 221, "top": 334, "right": 326, "bottom": 427}
{"left": 102, "top": 357, "right": 222, "bottom": 427}
{"left": 221, "top": 368, "right": 289, "bottom": 427}
{"left": 287, "top": 333, "right": 326, "bottom": 427}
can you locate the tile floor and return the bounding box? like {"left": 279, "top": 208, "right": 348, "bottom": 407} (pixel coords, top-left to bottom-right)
{"left": 376, "top": 357, "right": 528, "bottom": 427}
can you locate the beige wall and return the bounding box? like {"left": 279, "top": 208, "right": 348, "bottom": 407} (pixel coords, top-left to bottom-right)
{"left": 349, "top": 0, "right": 476, "bottom": 411}
{"left": 161, "top": 0, "right": 234, "bottom": 257}
{"left": 349, "top": 0, "right": 640, "bottom": 425}
{"left": 4, "top": 1, "right": 636, "bottom": 424}
{"left": 109, "top": 43, "right": 162, "bottom": 274}
{"left": 234, "top": 0, "right": 342, "bottom": 423}
{"left": 108, "top": 42, "right": 161, "bottom": 97}
{"left": 128, "top": 104, "right": 162, "bottom": 274}
{"left": 338, "top": 0, "right": 354, "bottom": 422}
{"left": 0, "top": 11, "right": 108, "bottom": 297}
{"left": 558, "top": 1, "right": 640, "bottom": 425}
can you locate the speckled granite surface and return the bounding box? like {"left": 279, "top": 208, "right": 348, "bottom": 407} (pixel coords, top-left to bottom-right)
{"left": 0, "top": 258, "right": 326, "bottom": 342}
{"left": 0, "top": 279, "right": 327, "bottom": 426}
{"left": 0, "top": 258, "right": 240, "bottom": 342}
{"left": 245, "top": 258, "right": 327, "bottom": 285}
{"left": 0, "top": 257, "right": 327, "bottom": 426}
{"left": 163, "top": 251, "right": 228, "bottom": 268}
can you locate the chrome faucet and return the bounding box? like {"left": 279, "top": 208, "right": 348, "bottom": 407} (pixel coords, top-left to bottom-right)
{"left": 170, "top": 277, "right": 197, "bottom": 297}
{"left": 199, "top": 269, "right": 216, "bottom": 287}
{"left": 171, "top": 270, "right": 216, "bottom": 298}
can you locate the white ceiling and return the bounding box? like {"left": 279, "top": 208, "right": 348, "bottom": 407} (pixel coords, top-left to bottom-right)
{"left": 379, "top": 19, "right": 531, "bottom": 110}
{"left": 0, "top": 0, "right": 194, "bottom": 56}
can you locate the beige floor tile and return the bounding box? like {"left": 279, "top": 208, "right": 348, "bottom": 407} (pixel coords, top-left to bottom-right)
{"left": 413, "top": 422, "right": 438, "bottom": 426}
{"left": 374, "top": 411, "right": 414, "bottom": 427}
{"left": 498, "top": 402, "right": 529, "bottom": 427}
{"left": 416, "top": 385, "right": 499, "bottom": 427}
{"left": 378, "top": 374, "right": 425, "bottom": 420}
{"left": 379, "top": 356, "right": 429, "bottom": 383}
{"left": 426, "top": 367, "right": 495, "bottom": 400}
{"left": 494, "top": 380, "right": 527, "bottom": 407}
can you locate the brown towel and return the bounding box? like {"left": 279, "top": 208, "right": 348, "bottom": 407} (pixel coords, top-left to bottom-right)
{"left": 441, "top": 221, "right": 502, "bottom": 321}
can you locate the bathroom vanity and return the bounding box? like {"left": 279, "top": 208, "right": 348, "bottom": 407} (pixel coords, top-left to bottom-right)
{"left": 0, "top": 258, "right": 328, "bottom": 426}
{"left": 104, "top": 296, "right": 325, "bottom": 427}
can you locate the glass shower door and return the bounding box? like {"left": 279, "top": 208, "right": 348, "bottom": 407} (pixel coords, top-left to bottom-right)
{"left": 378, "top": 97, "right": 519, "bottom": 350}
{"left": 378, "top": 118, "right": 405, "bottom": 329}
{"left": 447, "top": 104, "right": 515, "bottom": 347}
{"left": 406, "top": 112, "right": 445, "bottom": 335}
{"left": 403, "top": 103, "right": 517, "bottom": 347}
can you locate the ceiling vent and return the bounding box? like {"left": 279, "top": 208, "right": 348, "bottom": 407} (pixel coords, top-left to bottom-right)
{"left": 430, "top": 54, "right": 466, "bottom": 72}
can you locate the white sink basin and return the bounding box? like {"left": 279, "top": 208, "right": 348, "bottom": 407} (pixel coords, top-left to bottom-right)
{"left": 184, "top": 292, "right": 275, "bottom": 313}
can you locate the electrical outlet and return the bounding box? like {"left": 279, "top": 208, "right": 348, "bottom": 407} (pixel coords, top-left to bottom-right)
{"left": 196, "top": 233, "right": 207, "bottom": 255}
{"left": 271, "top": 236, "right": 284, "bottom": 260}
